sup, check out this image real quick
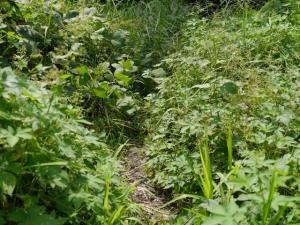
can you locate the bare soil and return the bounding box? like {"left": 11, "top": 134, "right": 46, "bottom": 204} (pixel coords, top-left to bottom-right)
{"left": 124, "top": 146, "right": 173, "bottom": 224}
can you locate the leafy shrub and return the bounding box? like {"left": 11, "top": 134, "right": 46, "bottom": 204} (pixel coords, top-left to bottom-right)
{"left": 0, "top": 0, "right": 144, "bottom": 139}
{"left": 0, "top": 67, "right": 138, "bottom": 224}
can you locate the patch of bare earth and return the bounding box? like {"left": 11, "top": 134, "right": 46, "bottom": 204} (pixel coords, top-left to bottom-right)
{"left": 124, "top": 146, "right": 173, "bottom": 224}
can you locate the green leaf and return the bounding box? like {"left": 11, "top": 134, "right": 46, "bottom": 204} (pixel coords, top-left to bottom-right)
{"left": 160, "top": 194, "right": 203, "bottom": 209}
{"left": 103, "top": 178, "right": 110, "bottom": 211}
{"left": 151, "top": 68, "right": 166, "bottom": 77}
{"left": 0, "top": 127, "right": 32, "bottom": 147}
{"left": 206, "top": 203, "right": 227, "bottom": 216}
{"left": 93, "top": 82, "right": 110, "bottom": 99}
{"left": 114, "top": 71, "right": 132, "bottom": 87}
{"left": 16, "top": 128, "right": 32, "bottom": 139}
{"left": 7, "top": 135, "right": 19, "bottom": 147}
{"left": 93, "top": 88, "right": 107, "bottom": 99}
{"left": 267, "top": 204, "right": 287, "bottom": 225}
{"left": 26, "top": 162, "right": 68, "bottom": 168}
{"left": 108, "top": 206, "right": 126, "bottom": 225}
{"left": 204, "top": 202, "right": 244, "bottom": 225}
{"left": 220, "top": 82, "right": 239, "bottom": 95}
{"left": 59, "top": 74, "right": 72, "bottom": 80}
{"left": 227, "top": 126, "right": 233, "bottom": 170}
{"left": 118, "top": 59, "right": 137, "bottom": 72}
{"left": 0, "top": 110, "right": 11, "bottom": 120}
{"left": 202, "top": 215, "right": 226, "bottom": 225}
{"left": 121, "top": 59, "right": 133, "bottom": 71}
{"left": 0, "top": 171, "right": 16, "bottom": 196}
{"left": 76, "top": 65, "right": 89, "bottom": 75}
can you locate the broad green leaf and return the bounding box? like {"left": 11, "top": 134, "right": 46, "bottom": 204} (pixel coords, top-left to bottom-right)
{"left": 220, "top": 82, "right": 238, "bottom": 95}
{"left": 76, "top": 65, "right": 89, "bottom": 75}
{"left": 0, "top": 127, "right": 32, "bottom": 147}
{"left": 114, "top": 71, "right": 132, "bottom": 87}
{"left": 7, "top": 135, "right": 19, "bottom": 147}
{"left": 16, "top": 128, "right": 32, "bottom": 139}
{"left": 93, "top": 88, "right": 107, "bottom": 99}
{"left": 0, "top": 171, "right": 16, "bottom": 196}
{"left": 121, "top": 59, "right": 133, "bottom": 70}
{"left": 206, "top": 203, "right": 227, "bottom": 215}
{"left": 201, "top": 215, "right": 226, "bottom": 225}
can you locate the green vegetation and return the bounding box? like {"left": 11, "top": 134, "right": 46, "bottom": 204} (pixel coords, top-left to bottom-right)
{"left": 0, "top": 0, "right": 300, "bottom": 224}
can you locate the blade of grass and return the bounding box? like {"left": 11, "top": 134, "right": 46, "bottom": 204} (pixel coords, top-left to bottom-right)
{"left": 108, "top": 205, "right": 126, "bottom": 225}
{"left": 267, "top": 204, "right": 287, "bottom": 225}
{"left": 262, "top": 170, "right": 277, "bottom": 224}
{"left": 159, "top": 194, "right": 203, "bottom": 209}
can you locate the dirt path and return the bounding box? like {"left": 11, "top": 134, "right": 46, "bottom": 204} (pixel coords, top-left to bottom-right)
{"left": 124, "top": 146, "right": 173, "bottom": 224}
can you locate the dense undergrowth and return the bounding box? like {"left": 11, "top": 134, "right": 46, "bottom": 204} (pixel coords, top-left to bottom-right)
{"left": 145, "top": 0, "right": 300, "bottom": 224}
{"left": 0, "top": 0, "right": 300, "bottom": 224}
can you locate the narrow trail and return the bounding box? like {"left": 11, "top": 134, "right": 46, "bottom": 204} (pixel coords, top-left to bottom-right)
{"left": 124, "top": 146, "right": 173, "bottom": 224}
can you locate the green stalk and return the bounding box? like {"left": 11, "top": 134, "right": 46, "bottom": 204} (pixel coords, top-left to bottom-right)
{"left": 104, "top": 177, "right": 110, "bottom": 212}
{"left": 198, "top": 140, "right": 213, "bottom": 199}
{"left": 45, "top": 0, "right": 53, "bottom": 42}
{"left": 227, "top": 126, "right": 233, "bottom": 170}
{"left": 262, "top": 171, "right": 277, "bottom": 224}
{"left": 242, "top": 0, "right": 248, "bottom": 45}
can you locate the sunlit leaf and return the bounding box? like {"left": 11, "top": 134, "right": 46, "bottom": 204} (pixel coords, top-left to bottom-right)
{"left": 0, "top": 171, "right": 16, "bottom": 196}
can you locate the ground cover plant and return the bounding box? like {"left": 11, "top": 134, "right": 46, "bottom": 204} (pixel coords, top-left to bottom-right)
{"left": 0, "top": 0, "right": 300, "bottom": 224}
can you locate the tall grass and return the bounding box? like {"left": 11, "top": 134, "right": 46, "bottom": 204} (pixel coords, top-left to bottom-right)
{"left": 106, "top": 0, "right": 188, "bottom": 65}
